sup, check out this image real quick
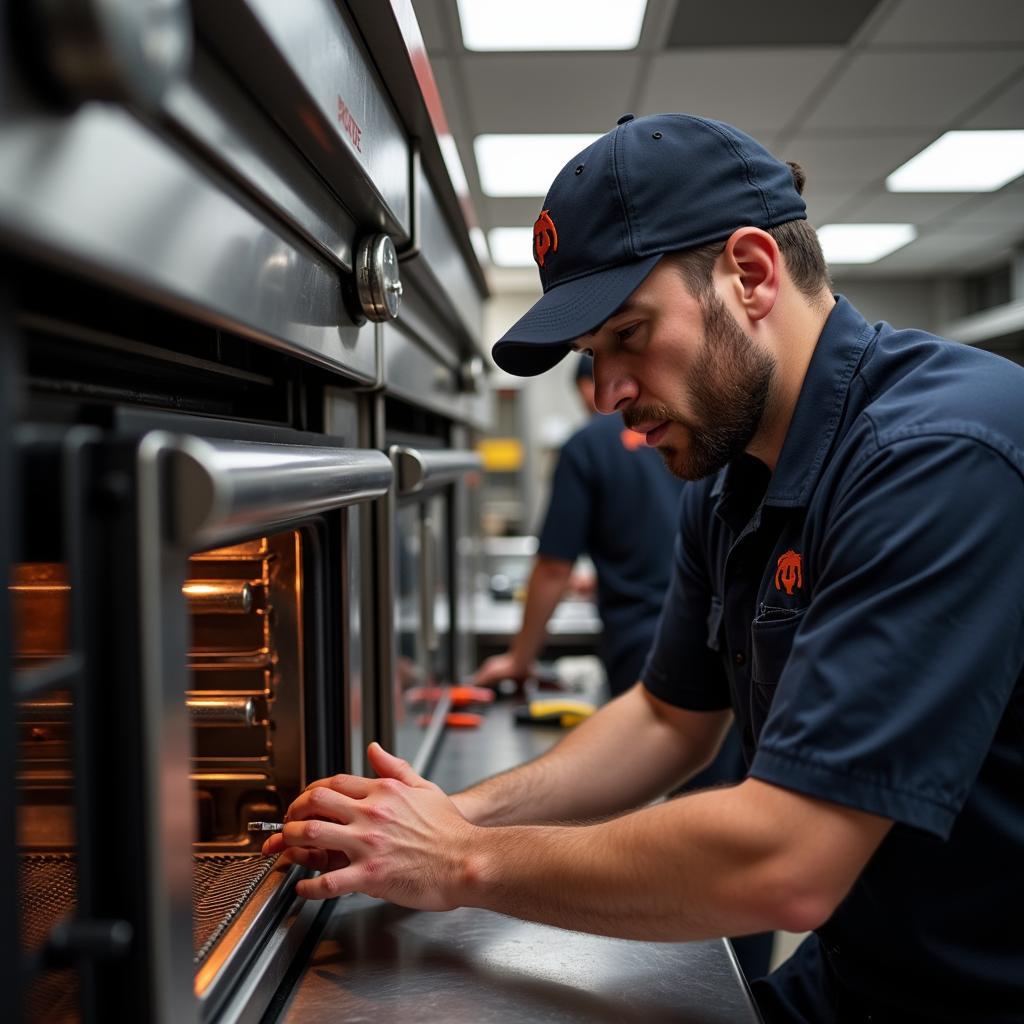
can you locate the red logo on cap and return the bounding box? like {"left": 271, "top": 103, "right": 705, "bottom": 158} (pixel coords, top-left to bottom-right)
{"left": 533, "top": 210, "right": 558, "bottom": 268}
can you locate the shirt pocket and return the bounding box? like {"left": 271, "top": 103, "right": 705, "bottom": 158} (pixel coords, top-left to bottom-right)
{"left": 705, "top": 596, "right": 724, "bottom": 653}
{"left": 749, "top": 605, "right": 806, "bottom": 741}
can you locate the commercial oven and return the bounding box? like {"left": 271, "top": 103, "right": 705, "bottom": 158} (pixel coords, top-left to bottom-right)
{"left": 0, "top": 1, "right": 491, "bottom": 1021}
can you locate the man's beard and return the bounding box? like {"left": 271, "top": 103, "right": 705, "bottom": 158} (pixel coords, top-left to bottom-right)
{"left": 624, "top": 293, "right": 776, "bottom": 480}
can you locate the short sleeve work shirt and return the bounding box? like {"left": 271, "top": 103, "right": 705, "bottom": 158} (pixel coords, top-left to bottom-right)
{"left": 643, "top": 297, "right": 1024, "bottom": 1021}
{"left": 538, "top": 412, "right": 684, "bottom": 679}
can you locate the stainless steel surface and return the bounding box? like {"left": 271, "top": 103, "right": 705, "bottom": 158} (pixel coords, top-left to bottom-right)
{"left": 0, "top": 105, "right": 378, "bottom": 383}
{"left": 137, "top": 430, "right": 202, "bottom": 1024}
{"left": 356, "top": 234, "right": 403, "bottom": 322}
{"left": 277, "top": 703, "right": 762, "bottom": 1023}
{"left": 246, "top": 822, "right": 283, "bottom": 833}
{"left": 200, "top": 0, "right": 411, "bottom": 238}
{"left": 162, "top": 49, "right": 357, "bottom": 273}
{"left": 168, "top": 435, "right": 392, "bottom": 550}
{"left": 415, "top": 164, "right": 484, "bottom": 343}
{"left": 17, "top": 696, "right": 258, "bottom": 727}
{"left": 390, "top": 445, "right": 483, "bottom": 496}
{"left": 184, "top": 580, "right": 254, "bottom": 614}
{"left": 31, "top": 0, "right": 192, "bottom": 108}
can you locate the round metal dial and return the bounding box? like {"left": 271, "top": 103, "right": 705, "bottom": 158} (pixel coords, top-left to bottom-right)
{"left": 356, "top": 234, "right": 403, "bottom": 322}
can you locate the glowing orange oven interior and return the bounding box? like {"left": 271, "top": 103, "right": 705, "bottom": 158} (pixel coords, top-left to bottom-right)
{"left": 14, "top": 531, "right": 306, "bottom": 1017}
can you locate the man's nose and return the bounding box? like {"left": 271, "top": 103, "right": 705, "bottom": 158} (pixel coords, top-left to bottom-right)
{"left": 593, "top": 359, "right": 637, "bottom": 414}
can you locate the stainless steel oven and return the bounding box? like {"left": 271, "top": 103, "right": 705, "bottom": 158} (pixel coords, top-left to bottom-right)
{"left": 1, "top": 2, "right": 490, "bottom": 1021}
{"left": 387, "top": 445, "right": 482, "bottom": 772}
{"left": 11, "top": 420, "right": 391, "bottom": 1023}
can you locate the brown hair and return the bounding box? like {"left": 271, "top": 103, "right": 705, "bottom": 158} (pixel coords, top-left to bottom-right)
{"left": 667, "top": 161, "right": 832, "bottom": 303}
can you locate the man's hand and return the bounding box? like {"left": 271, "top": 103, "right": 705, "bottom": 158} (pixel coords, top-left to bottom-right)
{"left": 473, "top": 651, "right": 535, "bottom": 687}
{"left": 262, "top": 743, "right": 476, "bottom": 908}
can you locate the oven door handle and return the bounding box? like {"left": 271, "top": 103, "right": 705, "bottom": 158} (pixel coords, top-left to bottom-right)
{"left": 389, "top": 446, "right": 482, "bottom": 496}
{"left": 151, "top": 433, "right": 393, "bottom": 550}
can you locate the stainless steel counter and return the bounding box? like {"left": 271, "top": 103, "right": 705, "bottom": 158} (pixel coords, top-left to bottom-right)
{"left": 276, "top": 702, "right": 763, "bottom": 1023}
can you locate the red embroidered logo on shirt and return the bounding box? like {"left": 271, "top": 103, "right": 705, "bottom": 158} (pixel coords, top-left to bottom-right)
{"left": 533, "top": 210, "right": 558, "bottom": 267}
{"left": 775, "top": 550, "right": 803, "bottom": 595}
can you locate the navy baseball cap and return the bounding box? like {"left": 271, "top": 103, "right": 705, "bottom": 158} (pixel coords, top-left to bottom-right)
{"left": 491, "top": 113, "right": 806, "bottom": 377}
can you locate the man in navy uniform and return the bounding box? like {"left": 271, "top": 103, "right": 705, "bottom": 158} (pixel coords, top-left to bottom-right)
{"left": 268, "top": 114, "right": 1024, "bottom": 1023}
{"left": 474, "top": 352, "right": 685, "bottom": 699}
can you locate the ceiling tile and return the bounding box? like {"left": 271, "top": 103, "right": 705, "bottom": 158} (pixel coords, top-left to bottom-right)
{"left": 481, "top": 196, "right": 549, "bottom": 232}
{"left": 963, "top": 73, "right": 1024, "bottom": 129}
{"left": 838, "top": 191, "right": 977, "bottom": 227}
{"left": 802, "top": 50, "right": 1024, "bottom": 130}
{"left": 667, "top": 0, "right": 882, "bottom": 47}
{"left": 781, "top": 133, "right": 936, "bottom": 189}
{"left": 640, "top": 49, "right": 842, "bottom": 134}
{"left": 869, "top": 0, "right": 1024, "bottom": 45}
{"left": 459, "top": 54, "right": 641, "bottom": 132}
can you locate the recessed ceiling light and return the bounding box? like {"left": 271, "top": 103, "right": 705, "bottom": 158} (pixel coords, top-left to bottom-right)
{"left": 456, "top": 0, "right": 647, "bottom": 51}
{"left": 817, "top": 224, "right": 917, "bottom": 264}
{"left": 887, "top": 131, "right": 1024, "bottom": 192}
{"left": 488, "top": 228, "right": 535, "bottom": 268}
{"left": 475, "top": 134, "right": 600, "bottom": 197}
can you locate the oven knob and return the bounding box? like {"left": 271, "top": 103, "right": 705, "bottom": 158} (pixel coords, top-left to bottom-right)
{"left": 20, "top": 0, "right": 193, "bottom": 109}
{"left": 356, "top": 234, "right": 403, "bottom": 322}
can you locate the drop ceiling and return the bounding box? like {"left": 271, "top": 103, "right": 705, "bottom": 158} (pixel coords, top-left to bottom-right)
{"left": 410, "top": 0, "right": 1024, "bottom": 289}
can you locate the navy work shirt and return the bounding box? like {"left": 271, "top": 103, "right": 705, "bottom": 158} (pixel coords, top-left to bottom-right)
{"left": 538, "top": 411, "right": 684, "bottom": 693}
{"left": 643, "top": 297, "right": 1024, "bottom": 1022}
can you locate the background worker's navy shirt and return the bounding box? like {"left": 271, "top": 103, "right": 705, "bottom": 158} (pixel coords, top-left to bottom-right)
{"left": 643, "top": 296, "right": 1024, "bottom": 1022}
{"left": 538, "top": 411, "right": 684, "bottom": 688}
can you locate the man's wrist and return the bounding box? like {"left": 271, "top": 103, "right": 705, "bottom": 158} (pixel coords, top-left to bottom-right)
{"left": 454, "top": 823, "right": 500, "bottom": 909}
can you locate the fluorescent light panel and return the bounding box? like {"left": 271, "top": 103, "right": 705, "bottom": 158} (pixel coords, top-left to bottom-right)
{"left": 817, "top": 224, "right": 917, "bottom": 264}
{"left": 475, "top": 134, "right": 600, "bottom": 196}
{"left": 456, "top": 0, "right": 647, "bottom": 51}
{"left": 488, "top": 228, "right": 535, "bottom": 268}
{"left": 887, "top": 131, "right": 1024, "bottom": 192}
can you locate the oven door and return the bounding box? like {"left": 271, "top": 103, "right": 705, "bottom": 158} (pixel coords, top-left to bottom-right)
{"left": 12, "top": 429, "right": 391, "bottom": 1024}
{"left": 385, "top": 446, "right": 482, "bottom": 775}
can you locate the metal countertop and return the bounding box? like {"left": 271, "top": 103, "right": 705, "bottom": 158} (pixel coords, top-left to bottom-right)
{"left": 277, "top": 702, "right": 763, "bottom": 1023}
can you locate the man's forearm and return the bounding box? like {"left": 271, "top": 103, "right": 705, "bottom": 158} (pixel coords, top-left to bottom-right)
{"left": 457, "top": 779, "right": 891, "bottom": 942}
{"left": 508, "top": 555, "right": 574, "bottom": 666}
{"left": 452, "top": 686, "right": 730, "bottom": 827}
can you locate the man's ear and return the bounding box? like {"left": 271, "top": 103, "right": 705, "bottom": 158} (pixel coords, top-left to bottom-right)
{"left": 718, "top": 227, "right": 780, "bottom": 322}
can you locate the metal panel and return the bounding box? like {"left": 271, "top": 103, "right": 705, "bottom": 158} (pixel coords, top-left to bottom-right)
{"left": 415, "top": 167, "right": 484, "bottom": 344}
{"left": 0, "top": 105, "right": 379, "bottom": 383}
{"left": 163, "top": 48, "right": 358, "bottom": 272}
{"left": 382, "top": 322, "right": 461, "bottom": 418}
{"left": 197, "top": 0, "right": 410, "bottom": 238}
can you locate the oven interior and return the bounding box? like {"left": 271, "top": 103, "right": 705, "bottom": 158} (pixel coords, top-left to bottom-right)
{"left": 14, "top": 528, "right": 307, "bottom": 1020}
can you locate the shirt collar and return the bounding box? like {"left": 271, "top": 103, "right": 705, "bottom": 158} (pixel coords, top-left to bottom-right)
{"left": 764, "top": 295, "right": 876, "bottom": 508}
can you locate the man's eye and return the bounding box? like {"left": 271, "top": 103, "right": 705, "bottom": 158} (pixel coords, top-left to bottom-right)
{"left": 616, "top": 324, "right": 639, "bottom": 344}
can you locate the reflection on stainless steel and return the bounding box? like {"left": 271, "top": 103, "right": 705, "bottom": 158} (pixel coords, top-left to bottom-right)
{"left": 203, "top": 0, "right": 412, "bottom": 233}
{"left": 390, "top": 445, "right": 483, "bottom": 496}
{"left": 186, "top": 696, "right": 257, "bottom": 727}
{"left": 28, "top": 0, "right": 193, "bottom": 108}
{"left": 0, "top": 106, "right": 378, "bottom": 382}
{"left": 184, "top": 580, "right": 254, "bottom": 614}
{"left": 166, "top": 434, "right": 392, "bottom": 549}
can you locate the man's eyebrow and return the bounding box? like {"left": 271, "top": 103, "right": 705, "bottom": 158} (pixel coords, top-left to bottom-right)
{"left": 582, "top": 300, "right": 642, "bottom": 338}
